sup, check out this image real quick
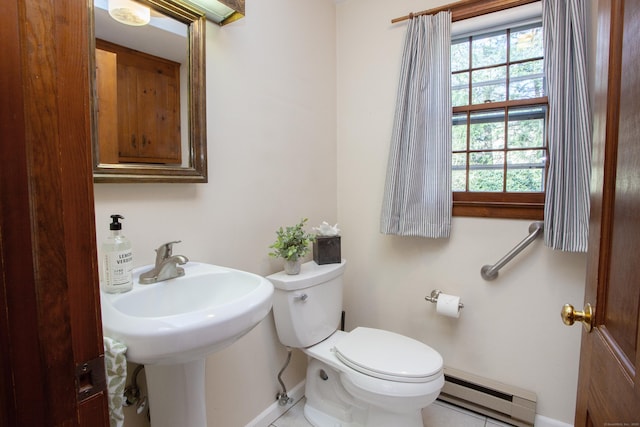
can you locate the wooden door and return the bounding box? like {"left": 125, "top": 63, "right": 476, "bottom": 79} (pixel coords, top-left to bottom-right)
{"left": 573, "top": 0, "right": 640, "bottom": 424}
{"left": 0, "top": 0, "right": 109, "bottom": 425}
{"left": 132, "top": 58, "right": 181, "bottom": 163}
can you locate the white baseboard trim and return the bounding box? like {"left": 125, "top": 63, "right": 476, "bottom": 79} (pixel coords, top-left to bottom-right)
{"left": 535, "top": 415, "right": 574, "bottom": 427}
{"left": 245, "top": 380, "right": 306, "bottom": 427}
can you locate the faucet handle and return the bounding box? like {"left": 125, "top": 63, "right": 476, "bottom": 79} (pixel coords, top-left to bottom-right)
{"left": 155, "top": 240, "right": 182, "bottom": 265}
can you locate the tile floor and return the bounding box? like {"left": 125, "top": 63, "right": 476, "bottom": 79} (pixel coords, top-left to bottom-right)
{"left": 269, "top": 398, "right": 513, "bottom": 427}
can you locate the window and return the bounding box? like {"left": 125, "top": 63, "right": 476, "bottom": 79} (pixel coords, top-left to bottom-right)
{"left": 451, "top": 21, "right": 547, "bottom": 219}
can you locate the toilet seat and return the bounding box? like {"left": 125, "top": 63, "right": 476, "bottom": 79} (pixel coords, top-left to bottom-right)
{"left": 333, "top": 327, "right": 443, "bottom": 383}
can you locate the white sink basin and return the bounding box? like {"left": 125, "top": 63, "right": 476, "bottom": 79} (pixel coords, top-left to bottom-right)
{"left": 101, "top": 262, "right": 274, "bottom": 365}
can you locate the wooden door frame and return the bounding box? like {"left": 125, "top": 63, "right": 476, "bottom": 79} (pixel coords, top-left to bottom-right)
{"left": 0, "top": 0, "right": 108, "bottom": 425}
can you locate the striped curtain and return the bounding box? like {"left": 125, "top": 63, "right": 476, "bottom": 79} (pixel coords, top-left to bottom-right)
{"left": 380, "top": 12, "right": 452, "bottom": 238}
{"left": 542, "top": 0, "right": 591, "bottom": 252}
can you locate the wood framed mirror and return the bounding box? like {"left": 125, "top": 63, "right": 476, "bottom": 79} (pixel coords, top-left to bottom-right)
{"left": 91, "top": 0, "right": 207, "bottom": 183}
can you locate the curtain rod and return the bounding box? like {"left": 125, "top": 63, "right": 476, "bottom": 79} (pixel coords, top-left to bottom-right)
{"left": 391, "top": 0, "right": 539, "bottom": 24}
{"left": 391, "top": 0, "right": 459, "bottom": 24}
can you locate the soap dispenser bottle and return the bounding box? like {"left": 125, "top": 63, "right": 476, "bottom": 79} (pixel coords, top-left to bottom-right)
{"left": 101, "top": 214, "right": 133, "bottom": 293}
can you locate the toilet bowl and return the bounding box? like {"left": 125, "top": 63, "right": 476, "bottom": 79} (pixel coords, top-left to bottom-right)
{"left": 303, "top": 329, "right": 443, "bottom": 427}
{"left": 267, "top": 260, "right": 444, "bottom": 427}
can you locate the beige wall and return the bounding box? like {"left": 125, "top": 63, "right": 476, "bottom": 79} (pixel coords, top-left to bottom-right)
{"left": 336, "top": 0, "right": 588, "bottom": 424}
{"left": 96, "top": 0, "right": 594, "bottom": 425}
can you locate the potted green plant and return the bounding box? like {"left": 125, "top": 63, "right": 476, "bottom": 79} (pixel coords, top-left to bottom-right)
{"left": 269, "top": 218, "right": 315, "bottom": 274}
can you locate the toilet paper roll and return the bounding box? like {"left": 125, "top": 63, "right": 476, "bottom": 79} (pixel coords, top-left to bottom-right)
{"left": 436, "top": 293, "right": 461, "bottom": 318}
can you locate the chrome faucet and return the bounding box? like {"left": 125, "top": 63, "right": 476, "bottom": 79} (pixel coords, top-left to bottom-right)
{"left": 139, "top": 241, "right": 189, "bottom": 284}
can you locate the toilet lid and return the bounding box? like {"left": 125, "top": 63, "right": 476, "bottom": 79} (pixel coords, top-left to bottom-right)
{"left": 333, "top": 327, "right": 443, "bottom": 383}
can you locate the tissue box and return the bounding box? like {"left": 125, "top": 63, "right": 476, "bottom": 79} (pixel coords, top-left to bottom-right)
{"left": 313, "top": 236, "right": 341, "bottom": 265}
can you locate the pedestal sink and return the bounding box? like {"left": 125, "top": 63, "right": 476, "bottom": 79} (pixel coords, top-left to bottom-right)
{"left": 100, "top": 262, "right": 274, "bottom": 427}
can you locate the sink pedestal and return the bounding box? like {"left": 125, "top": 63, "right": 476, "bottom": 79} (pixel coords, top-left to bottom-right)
{"left": 145, "top": 359, "right": 207, "bottom": 427}
{"left": 101, "top": 263, "right": 274, "bottom": 426}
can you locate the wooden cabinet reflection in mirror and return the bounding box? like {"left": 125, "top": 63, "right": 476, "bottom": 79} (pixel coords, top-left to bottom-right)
{"left": 96, "top": 39, "right": 181, "bottom": 165}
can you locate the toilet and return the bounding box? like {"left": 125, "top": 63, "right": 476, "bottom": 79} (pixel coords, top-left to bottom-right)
{"left": 267, "top": 260, "right": 444, "bottom": 427}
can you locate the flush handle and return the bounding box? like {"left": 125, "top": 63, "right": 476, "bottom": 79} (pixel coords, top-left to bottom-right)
{"left": 561, "top": 303, "right": 594, "bottom": 332}
{"left": 293, "top": 293, "right": 308, "bottom": 302}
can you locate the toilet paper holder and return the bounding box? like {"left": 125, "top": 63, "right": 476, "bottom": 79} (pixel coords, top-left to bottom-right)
{"left": 424, "top": 290, "right": 464, "bottom": 309}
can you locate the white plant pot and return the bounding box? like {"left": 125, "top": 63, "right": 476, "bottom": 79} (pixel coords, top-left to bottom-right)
{"left": 284, "top": 259, "right": 301, "bottom": 275}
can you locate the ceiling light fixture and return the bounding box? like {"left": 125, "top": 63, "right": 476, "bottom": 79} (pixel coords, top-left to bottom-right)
{"left": 108, "top": 0, "right": 151, "bottom": 26}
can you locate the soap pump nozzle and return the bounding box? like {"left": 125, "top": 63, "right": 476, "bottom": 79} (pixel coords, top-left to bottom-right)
{"left": 110, "top": 214, "right": 124, "bottom": 231}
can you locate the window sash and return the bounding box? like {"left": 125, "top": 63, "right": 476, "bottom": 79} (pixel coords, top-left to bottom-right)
{"left": 452, "top": 99, "right": 548, "bottom": 191}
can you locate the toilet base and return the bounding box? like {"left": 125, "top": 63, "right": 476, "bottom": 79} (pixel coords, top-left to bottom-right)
{"left": 304, "top": 402, "right": 424, "bottom": 427}
{"left": 304, "top": 358, "right": 427, "bottom": 427}
{"left": 304, "top": 404, "right": 348, "bottom": 427}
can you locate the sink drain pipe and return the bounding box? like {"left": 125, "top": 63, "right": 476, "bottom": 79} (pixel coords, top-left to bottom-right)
{"left": 124, "top": 365, "right": 148, "bottom": 415}
{"left": 276, "top": 347, "right": 294, "bottom": 406}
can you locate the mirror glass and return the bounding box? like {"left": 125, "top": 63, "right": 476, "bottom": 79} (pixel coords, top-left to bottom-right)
{"left": 92, "top": 0, "right": 207, "bottom": 183}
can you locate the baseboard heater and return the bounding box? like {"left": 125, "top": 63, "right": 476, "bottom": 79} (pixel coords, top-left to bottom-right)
{"left": 438, "top": 367, "right": 537, "bottom": 427}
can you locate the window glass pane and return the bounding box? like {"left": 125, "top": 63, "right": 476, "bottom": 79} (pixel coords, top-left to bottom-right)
{"left": 452, "top": 113, "right": 468, "bottom": 151}
{"left": 469, "top": 110, "right": 505, "bottom": 150}
{"left": 472, "top": 31, "right": 507, "bottom": 68}
{"left": 452, "top": 40, "right": 469, "bottom": 72}
{"left": 509, "top": 59, "right": 544, "bottom": 99}
{"left": 452, "top": 153, "right": 467, "bottom": 191}
{"left": 510, "top": 25, "right": 543, "bottom": 62}
{"left": 506, "top": 150, "right": 546, "bottom": 191}
{"left": 472, "top": 66, "right": 506, "bottom": 104}
{"left": 507, "top": 106, "right": 545, "bottom": 148}
{"left": 469, "top": 150, "right": 504, "bottom": 192}
{"left": 452, "top": 72, "right": 469, "bottom": 106}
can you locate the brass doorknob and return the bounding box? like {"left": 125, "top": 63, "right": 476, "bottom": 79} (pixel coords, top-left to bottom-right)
{"left": 561, "top": 303, "right": 593, "bottom": 332}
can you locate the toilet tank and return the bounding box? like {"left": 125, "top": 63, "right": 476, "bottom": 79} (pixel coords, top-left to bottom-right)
{"left": 267, "top": 260, "right": 346, "bottom": 348}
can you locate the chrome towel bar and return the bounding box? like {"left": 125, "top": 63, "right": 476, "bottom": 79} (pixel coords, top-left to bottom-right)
{"left": 481, "top": 221, "right": 544, "bottom": 281}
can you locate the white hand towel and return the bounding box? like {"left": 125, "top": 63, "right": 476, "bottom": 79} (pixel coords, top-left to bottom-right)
{"left": 103, "top": 336, "right": 127, "bottom": 427}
